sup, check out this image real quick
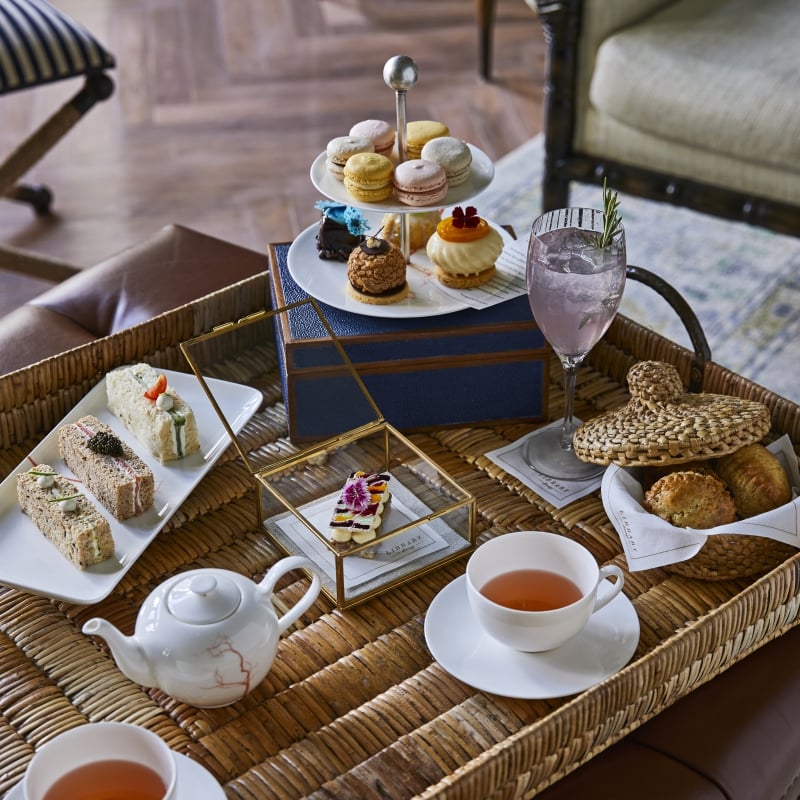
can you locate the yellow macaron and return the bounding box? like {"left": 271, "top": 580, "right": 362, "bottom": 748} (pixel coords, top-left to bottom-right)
{"left": 343, "top": 152, "right": 394, "bottom": 203}
{"left": 406, "top": 120, "right": 450, "bottom": 159}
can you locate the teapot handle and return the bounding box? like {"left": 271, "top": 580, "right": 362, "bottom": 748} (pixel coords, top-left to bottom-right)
{"left": 258, "top": 556, "right": 321, "bottom": 634}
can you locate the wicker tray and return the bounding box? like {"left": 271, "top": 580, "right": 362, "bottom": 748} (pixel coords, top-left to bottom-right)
{"left": 1, "top": 270, "right": 799, "bottom": 798}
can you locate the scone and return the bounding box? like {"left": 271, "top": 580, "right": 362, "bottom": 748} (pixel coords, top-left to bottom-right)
{"left": 425, "top": 206, "right": 504, "bottom": 288}
{"left": 17, "top": 465, "right": 115, "bottom": 569}
{"left": 107, "top": 363, "right": 199, "bottom": 463}
{"left": 58, "top": 415, "right": 155, "bottom": 520}
{"left": 644, "top": 470, "right": 737, "bottom": 529}
{"left": 641, "top": 461, "right": 718, "bottom": 492}
{"left": 716, "top": 444, "right": 792, "bottom": 518}
{"left": 346, "top": 235, "right": 409, "bottom": 305}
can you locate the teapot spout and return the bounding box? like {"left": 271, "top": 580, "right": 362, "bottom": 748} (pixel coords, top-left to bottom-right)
{"left": 82, "top": 617, "right": 156, "bottom": 688}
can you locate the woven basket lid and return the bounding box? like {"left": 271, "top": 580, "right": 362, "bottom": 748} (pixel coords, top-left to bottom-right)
{"left": 573, "top": 361, "right": 771, "bottom": 467}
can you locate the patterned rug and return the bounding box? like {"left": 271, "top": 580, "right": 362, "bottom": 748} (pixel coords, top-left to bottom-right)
{"left": 477, "top": 135, "right": 800, "bottom": 404}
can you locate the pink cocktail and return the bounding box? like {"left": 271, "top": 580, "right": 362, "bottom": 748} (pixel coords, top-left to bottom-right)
{"left": 525, "top": 206, "right": 626, "bottom": 480}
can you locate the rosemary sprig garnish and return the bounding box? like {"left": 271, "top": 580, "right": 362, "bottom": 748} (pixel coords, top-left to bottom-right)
{"left": 598, "top": 177, "right": 622, "bottom": 248}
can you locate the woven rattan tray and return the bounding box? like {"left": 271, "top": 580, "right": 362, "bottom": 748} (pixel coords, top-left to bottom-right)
{"left": 1, "top": 270, "right": 800, "bottom": 798}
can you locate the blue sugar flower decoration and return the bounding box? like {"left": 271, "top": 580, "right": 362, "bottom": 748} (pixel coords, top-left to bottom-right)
{"left": 315, "top": 200, "right": 369, "bottom": 236}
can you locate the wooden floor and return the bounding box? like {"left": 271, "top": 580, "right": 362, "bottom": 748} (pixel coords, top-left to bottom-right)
{"left": 0, "top": 0, "right": 544, "bottom": 308}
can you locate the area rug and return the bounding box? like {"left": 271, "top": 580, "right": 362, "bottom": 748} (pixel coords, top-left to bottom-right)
{"left": 477, "top": 135, "right": 800, "bottom": 404}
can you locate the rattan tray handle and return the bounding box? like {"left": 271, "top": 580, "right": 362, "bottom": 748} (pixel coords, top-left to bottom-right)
{"left": 626, "top": 264, "right": 711, "bottom": 392}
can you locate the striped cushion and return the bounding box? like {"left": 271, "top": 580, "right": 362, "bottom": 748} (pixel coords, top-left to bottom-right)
{"left": 0, "top": 0, "right": 114, "bottom": 95}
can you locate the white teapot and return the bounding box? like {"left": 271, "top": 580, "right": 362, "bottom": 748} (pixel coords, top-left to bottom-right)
{"left": 83, "top": 557, "right": 321, "bottom": 707}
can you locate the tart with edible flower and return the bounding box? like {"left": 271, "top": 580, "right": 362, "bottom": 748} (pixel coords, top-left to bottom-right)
{"left": 425, "top": 205, "right": 504, "bottom": 288}
{"left": 329, "top": 471, "right": 392, "bottom": 545}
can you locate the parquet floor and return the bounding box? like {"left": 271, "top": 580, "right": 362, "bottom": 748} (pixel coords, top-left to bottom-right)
{"left": 0, "top": 0, "right": 544, "bottom": 314}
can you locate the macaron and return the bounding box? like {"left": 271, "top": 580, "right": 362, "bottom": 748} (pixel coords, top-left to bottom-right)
{"left": 343, "top": 152, "right": 395, "bottom": 203}
{"left": 392, "top": 159, "right": 448, "bottom": 207}
{"left": 326, "top": 135, "right": 374, "bottom": 180}
{"left": 349, "top": 119, "right": 395, "bottom": 157}
{"left": 405, "top": 120, "right": 450, "bottom": 159}
{"left": 420, "top": 136, "right": 473, "bottom": 187}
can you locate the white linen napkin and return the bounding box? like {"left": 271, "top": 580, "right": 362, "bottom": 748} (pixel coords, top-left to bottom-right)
{"left": 603, "top": 435, "right": 800, "bottom": 571}
{"left": 486, "top": 420, "right": 603, "bottom": 508}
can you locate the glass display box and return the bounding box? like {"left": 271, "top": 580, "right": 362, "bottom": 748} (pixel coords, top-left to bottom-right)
{"left": 181, "top": 298, "right": 476, "bottom": 609}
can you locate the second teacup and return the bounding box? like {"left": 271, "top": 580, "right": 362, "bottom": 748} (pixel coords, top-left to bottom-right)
{"left": 466, "top": 530, "right": 624, "bottom": 652}
{"left": 22, "top": 722, "right": 176, "bottom": 800}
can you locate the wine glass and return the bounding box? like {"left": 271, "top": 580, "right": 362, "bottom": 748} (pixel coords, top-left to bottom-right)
{"left": 524, "top": 205, "right": 626, "bottom": 480}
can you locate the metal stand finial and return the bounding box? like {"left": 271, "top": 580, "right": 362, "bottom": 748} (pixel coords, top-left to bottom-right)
{"left": 383, "top": 56, "right": 418, "bottom": 262}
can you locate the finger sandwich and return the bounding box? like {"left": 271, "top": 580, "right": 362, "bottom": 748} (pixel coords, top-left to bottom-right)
{"left": 106, "top": 363, "right": 200, "bottom": 463}
{"left": 58, "top": 415, "right": 154, "bottom": 520}
{"left": 17, "top": 465, "right": 115, "bottom": 569}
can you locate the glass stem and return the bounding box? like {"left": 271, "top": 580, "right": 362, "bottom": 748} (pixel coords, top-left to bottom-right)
{"left": 559, "top": 360, "right": 580, "bottom": 451}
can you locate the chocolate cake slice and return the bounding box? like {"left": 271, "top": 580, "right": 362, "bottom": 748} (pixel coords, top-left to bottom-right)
{"left": 315, "top": 201, "right": 370, "bottom": 262}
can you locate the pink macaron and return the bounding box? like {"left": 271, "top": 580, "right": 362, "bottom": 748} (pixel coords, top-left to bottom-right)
{"left": 349, "top": 119, "right": 396, "bottom": 157}
{"left": 392, "top": 159, "right": 448, "bottom": 206}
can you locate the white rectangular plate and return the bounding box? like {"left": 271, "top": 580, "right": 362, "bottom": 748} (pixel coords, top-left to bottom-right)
{"left": 0, "top": 369, "right": 261, "bottom": 604}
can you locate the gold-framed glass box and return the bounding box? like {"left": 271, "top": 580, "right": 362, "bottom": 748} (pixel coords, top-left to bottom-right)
{"left": 180, "top": 299, "right": 476, "bottom": 609}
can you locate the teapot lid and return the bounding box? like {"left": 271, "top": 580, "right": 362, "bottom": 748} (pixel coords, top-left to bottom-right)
{"left": 167, "top": 572, "right": 241, "bottom": 624}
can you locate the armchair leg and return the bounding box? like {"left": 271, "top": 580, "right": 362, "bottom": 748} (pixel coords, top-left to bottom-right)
{"left": 5, "top": 184, "right": 53, "bottom": 216}
{"left": 477, "top": 0, "right": 496, "bottom": 79}
{"left": 542, "top": 170, "right": 570, "bottom": 211}
{"left": 0, "top": 72, "right": 115, "bottom": 214}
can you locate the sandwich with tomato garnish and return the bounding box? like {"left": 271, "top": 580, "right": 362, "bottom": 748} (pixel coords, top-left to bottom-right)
{"left": 106, "top": 363, "right": 200, "bottom": 462}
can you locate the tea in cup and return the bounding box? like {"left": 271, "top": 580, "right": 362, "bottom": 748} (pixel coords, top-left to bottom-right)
{"left": 466, "top": 530, "right": 624, "bottom": 652}
{"left": 23, "top": 722, "right": 176, "bottom": 800}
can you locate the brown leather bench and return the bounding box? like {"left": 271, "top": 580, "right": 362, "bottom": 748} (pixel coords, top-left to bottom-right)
{"left": 0, "top": 224, "right": 265, "bottom": 376}
{"left": 539, "top": 623, "right": 800, "bottom": 799}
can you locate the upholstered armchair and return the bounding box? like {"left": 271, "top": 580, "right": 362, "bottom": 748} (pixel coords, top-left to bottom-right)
{"left": 535, "top": 0, "right": 800, "bottom": 235}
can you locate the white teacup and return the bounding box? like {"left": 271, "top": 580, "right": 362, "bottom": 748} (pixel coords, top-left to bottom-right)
{"left": 466, "top": 530, "right": 624, "bottom": 652}
{"left": 23, "top": 722, "right": 176, "bottom": 800}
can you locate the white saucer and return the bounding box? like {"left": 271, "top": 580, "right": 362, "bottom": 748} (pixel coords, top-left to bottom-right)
{"left": 7, "top": 752, "right": 224, "bottom": 799}
{"left": 424, "top": 575, "right": 640, "bottom": 699}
